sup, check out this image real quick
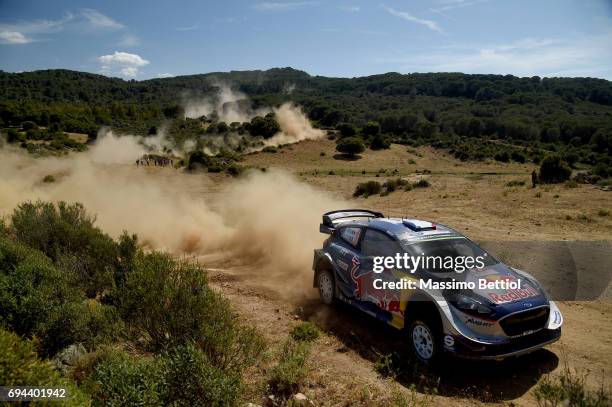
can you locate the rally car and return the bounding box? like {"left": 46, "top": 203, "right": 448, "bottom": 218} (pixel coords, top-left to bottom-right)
{"left": 312, "top": 209, "right": 563, "bottom": 362}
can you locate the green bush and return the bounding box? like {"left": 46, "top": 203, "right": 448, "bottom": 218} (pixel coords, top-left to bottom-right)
{"left": 262, "top": 146, "right": 277, "bottom": 153}
{"left": 533, "top": 364, "right": 609, "bottom": 407}
{"left": 539, "top": 155, "right": 572, "bottom": 184}
{"left": 161, "top": 343, "right": 242, "bottom": 407}
{"left": 374, "top": 351, "right": 404, "bottom": 378}
{"left": 40, "top": 301, "right": 123, "bottom": 356}
{"left": 413, "top": 179, "right": 431, "bottom": 188}
{"left": 494, "top": 151, "right": 510, "bottom": 162}
{"left": 370, "top": 134, "right": 391, "bottom": 150}
{"left": 10, "top": 201, "right": 117, "bottom": 297}
{"left": 0, "top": 236, "right": 80, "bottom": 339}
{"left": 511, "top": 151, "right": 526, "bottom": 163}
{"left": 506, "top": 179, "right": 526, "bottom": 187}
{"left": 90, "top": 350, "right": 163, "bottom": 407}
{"left": 267, "top": 339, "right": 311, "bottom": 396}
{"left": 0, "top": 329, "right": 91, "bottom": 406}
{"left": 353, "top": 181, "right": 382, "bottom": 198}
{"left": 115, "top": 252, "right": 264, "bottom": 370}
{"left": 336, "top": 137, "right": 365, "bottom": 157}
{"left": 290, "top": 322, "right": 320, "bottom": 342}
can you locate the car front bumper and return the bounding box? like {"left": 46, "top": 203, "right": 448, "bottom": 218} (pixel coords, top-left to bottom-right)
{"left": 446, "top": 327, "right": 561, "bottom": 360}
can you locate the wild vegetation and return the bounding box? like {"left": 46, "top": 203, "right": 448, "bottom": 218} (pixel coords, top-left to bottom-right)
{"left": 0, "top": 201, "right": 265, "bottom": 406}
{"left": 1, "top": 68, "right": 611, "bottom": 181}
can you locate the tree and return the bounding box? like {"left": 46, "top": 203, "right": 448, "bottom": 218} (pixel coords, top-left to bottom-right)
{"left": 370, "top": 134, "right": 390, "bottom": 150}
{"left": 249, "top": 115, "right": 280, "bottom": 139}
{"left": 336, "top": 137, "right": 365, "bottom": 157}
{"left": 539, "top": 155, "right": 572, "bottom": 183}
{"left": 336, "top": 123, "right": 356, "bottom": 139}
{"left": 362, "top": 121, "right": 381, "bottom": 137}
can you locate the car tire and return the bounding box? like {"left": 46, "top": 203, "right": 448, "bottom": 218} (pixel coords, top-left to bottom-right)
{"left": 317, "top": 269, "right": 336, "bottom": 305}
{"left": 408, "top": 319, "right": 440, "bottom": 364}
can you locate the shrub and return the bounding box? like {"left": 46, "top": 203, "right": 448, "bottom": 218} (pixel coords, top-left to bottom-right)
{"left": 90, "top": 350, "right": 163, "bottom": 407}
{"left": 10, "top": 201, "right": 117, "bottom": 297}
{"left": 494, "top": 151, "right": 510, "bottom": 162}
{"left": 374, "top": 351, "right": 404, "bottom": 378}
{"left": 539, "top": 155, "right": 572, "bottom": 184}
{"left": 262, "top": 146, "right": 277, "bottom": 153}
{"left": 0, "top": 236, "right": 80, "bottom": 339}
{"left": 565, "top": 179, "right": 578, "bottom": 188}
{"left": 0, "top": 329, "right": 90, "bottom": 406}
{"left": 336, "top": 137, "right": 365, "bottom": 157}
{"left": 290, "top": 322, "right": 320, "bottom": 342}
{"left": 43, "top": 175, "right": 55, "bottom": 183}
{"left": 533, "top": 363, "right": 609, "bottom": 407}
{"left": 161, "top": 343, "right": 242, "bottom": 407}
{"left": 267, "top": 339, "right": 311, "bottom": 396}
{"left": 598, "top": 209, "right": 610, "bottom": 217}
{"left": 506, "top": 180, "right": 526, "bottom": 187}
{"left": 226, "top": 163, "right": 245, "bottom": 177}
{"left": 353, "top": 181, "right": 382, "bottom": 198}
{"left": 413, "top": 179, "right": 431, "bottom": 188}
{"left": 39, "top": 301, "right": 123, "bottom": 356}
{"left": 511, "top": 151, "right": 526, "bottom": 163}
{"left": 114, "top": 252, "right": 264, "bottom": 370}
{"left": 370, "top": 134, "right": 391, "bottom": 150}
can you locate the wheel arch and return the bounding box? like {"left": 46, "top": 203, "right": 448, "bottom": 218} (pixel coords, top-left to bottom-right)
{"left": 313, "top": 252, "right": 335, "bottom": 288}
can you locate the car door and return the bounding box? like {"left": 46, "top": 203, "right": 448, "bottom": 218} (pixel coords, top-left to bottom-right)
{"left": 360, "top": 228, "right": 403, "bottom": 313}
{"left": 329, "top": 225, "right": 364, "bottom": 299}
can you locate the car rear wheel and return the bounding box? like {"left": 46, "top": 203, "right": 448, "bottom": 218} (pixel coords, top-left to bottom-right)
{"left": 317, "top": 269, "right": 336, "bottom": 305}
{"left": 408, "top": 319, "right": 439, "bottom": 363}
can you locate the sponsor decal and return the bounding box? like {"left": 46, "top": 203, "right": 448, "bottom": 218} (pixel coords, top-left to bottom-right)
{"left": 488, "top": 285, "right": 539, "bottom": 304}
{"left": 465, "top": 317, "right": 493, "bottom": 327}
{"left": 444, "top": 335, "right": 455, "bottom": 347}
{"left": 336, "top": 259, "right": 348, "bottom": 271}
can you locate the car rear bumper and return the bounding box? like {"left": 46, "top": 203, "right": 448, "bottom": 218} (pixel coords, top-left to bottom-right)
{"left": 447, "top": 328, "right": 561, "bottom": 360}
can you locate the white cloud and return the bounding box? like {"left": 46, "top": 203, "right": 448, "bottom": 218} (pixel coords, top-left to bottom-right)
{"left": 338, "top": 5, "right": 360, "bottom": 12}
{"left": 81, "top": 9, "right": 123, "bottom": 30}
{"left": 387, "top": 32, "right": 612, "bottom": 79}
{"left": 253, "top": 2, "right": 316, "bottom": 11}
{"left": 382, "top": 5, "right": 443, "bottom": 33}
{"left": 0, "top": 13, "right": 74, "bottom": 36}
{"left": 0, "top": 9, "right": 126, "bottom": 45}
{"left": 430, "top": 0, "right": 489, "bottom": 13}
{"left": 176, "top": 23, "right": 199, "bottom": 31}
{"left": 157, "top": 73, "right": 174, "bottom": 78}
{"left": 98, "top": 51, "right": 150, "bottom": 78}
{"left": 0, "top": 31, "right": 32, "bottom": 44}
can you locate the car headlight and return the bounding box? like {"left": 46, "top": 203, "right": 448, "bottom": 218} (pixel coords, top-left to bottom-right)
{"left": 450, "top": 293, "right": 492, "bottom": 315}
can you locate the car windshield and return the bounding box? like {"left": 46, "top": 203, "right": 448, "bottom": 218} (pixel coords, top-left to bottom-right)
{"left": 399, "top": 236, "right": 498, "bottom": 272}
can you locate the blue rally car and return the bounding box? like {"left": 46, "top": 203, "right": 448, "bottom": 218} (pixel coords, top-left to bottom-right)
{"left": 312, "top": 209, "right": 563, "bottom": 362}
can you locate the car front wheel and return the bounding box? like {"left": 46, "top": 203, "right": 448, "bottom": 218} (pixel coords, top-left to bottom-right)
{"left": 317, "top": 269, "right": 336, "bottom": 305}
{"left": 408, "top": 319, "right": 439, "bottom": 363}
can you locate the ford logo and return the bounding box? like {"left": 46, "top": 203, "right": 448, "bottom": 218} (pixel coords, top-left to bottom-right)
{"left": 523, "top": 303, "right": 533, "bottom": 307}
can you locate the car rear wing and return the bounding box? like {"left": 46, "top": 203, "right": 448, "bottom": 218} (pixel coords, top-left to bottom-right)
{"left": 320, "top": 209, "right": 384, "bottom": 234}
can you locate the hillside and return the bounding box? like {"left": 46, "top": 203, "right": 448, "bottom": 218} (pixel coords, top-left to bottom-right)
{"left": 1, "top": 68, "right": 611, "bottom": 172}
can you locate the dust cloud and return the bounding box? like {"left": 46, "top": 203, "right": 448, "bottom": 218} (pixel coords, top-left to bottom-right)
{"left": 183, "top": 82, "right": 269, "bottom": 123}
{"left": 264, "top": 103, "right": 325, "bottom": 147}
{"left": 0, "top": 132, "right": 343, "bottom": 300}
{"left": 182, "top": 83, "right": 325, "bottom": 150}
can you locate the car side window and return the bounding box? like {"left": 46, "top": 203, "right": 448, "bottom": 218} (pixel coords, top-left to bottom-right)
{"left": 339, "top": 227, "right": 362, "bottom": 248}
{"left": 361, "top": 229, "right": 401, "bottom": 257}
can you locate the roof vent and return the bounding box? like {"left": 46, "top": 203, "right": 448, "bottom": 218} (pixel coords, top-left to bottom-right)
{"left": 403, "top": 219, "right": 436, "bottom": 232}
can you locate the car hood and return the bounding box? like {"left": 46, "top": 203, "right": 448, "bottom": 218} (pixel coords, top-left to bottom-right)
{"left": 448, "top": 262, "right": 548, "bottom": 318}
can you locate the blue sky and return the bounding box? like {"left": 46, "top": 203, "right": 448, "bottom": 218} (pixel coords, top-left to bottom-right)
{"left": 1, "top": 0, "right": 611, "bottom": 80}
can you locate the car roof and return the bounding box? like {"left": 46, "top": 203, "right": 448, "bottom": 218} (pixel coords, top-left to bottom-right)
{"left": 336, "top": 217, "right": 462, "bottom": 242}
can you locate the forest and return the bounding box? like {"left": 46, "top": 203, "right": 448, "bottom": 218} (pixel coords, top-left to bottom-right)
{"left": 1, "top": 67, "right": 611, "bottom": 176}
